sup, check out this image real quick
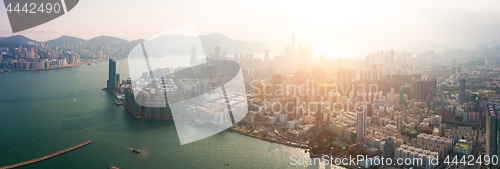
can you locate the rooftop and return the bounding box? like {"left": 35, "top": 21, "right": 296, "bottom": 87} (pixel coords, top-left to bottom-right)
{"left": 454, "top": 142, "right": 470, "bottom": 149}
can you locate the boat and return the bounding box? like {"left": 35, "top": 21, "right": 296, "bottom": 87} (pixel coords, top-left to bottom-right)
{"left": 115, "top": 101, "right": 122, "bottom": 105}
{"left": 309, "top": 153, "right": 321, "bottom": 158}
{"left": 188, "top": 121, "right": 197, "bottom": 127}
{"left": 87, "top": 63, "right": 91, "bottom": 65}
{"left": 132, "top": 149, "right": 141, "bottom": 153}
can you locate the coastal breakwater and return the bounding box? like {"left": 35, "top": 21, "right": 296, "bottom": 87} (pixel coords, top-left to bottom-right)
{"left": 0, "top": 140, "right": 92, "bottom": 169}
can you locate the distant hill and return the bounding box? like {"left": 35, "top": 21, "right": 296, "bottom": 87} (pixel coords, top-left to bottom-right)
{"left": 397, "top": 42, "right": 448, "bottom": 54}
{"left": 200, "top": 33, "right": 270, "bottom": 54}
{"left": 129, "top": 39, "right": 144, "bottom": 47}
{"left": 490, "top": 44, "right": 500, "bottom": 52}
{"left": 89, "top": 35, "right": 131, "bottom": 48}
{"left": 136, "top": 33, "right": 270, "bottom": 56}
{"left": 46, "top": 35, "right": 88, "bottom": 46}
{"left": 0, "top": 33, "right": 270, "bottom": 55}
{"left": 0, "top": 35, "right": 38, "bottom": 45}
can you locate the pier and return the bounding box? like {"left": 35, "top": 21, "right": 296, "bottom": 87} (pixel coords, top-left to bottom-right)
{"left": 0, "top": 140, "right": 92, "bottom": 169}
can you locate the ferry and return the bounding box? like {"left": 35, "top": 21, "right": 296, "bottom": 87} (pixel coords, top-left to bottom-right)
{"left": 115, "top": 101, "right": 122, "bottom": 105}
{"left": 132, "top": 149, "right": 141, "bottom": 153}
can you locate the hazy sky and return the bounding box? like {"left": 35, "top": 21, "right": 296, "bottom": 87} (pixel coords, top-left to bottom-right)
{"left": 1, "top": 0, "right": 500, "bottom": 56}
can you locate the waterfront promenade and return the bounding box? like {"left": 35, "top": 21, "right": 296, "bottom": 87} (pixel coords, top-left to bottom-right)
{"left": 0, "top": 140, "right": 92, "bottom": 169}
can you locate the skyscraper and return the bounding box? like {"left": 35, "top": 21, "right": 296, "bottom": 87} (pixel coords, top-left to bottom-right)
{"left": 399, "top": 88, "right": 404, "bottom": 104}
{"left": 214, "top": 46, "right": 220, "bottom": 59}
{"left": 115, "top": 73, "right": 120, "bottom": 91}
{"left": 396, "top": 115, "right": 403, "bottom": 131}
{"left": 357, "top": 107, "right": 366, "bottom": 141}
{"left": 291, "top": 33, "right": 295, "bottom": 57}
{"left": 459, "top": 79, "right": 466, "bottom": 103}
{"left": 315, "top": 102, "right": 324, "bottom": 128}
{"left": 486, "top": 104, "right": 499, "bottom": 157}
{"left": 107, "top": 59, "right": 117, "bottom": 91}
{"left": 390, "top": 50, "right": 394, "bottom": 63}
{"left": 265, "top": 50, "right": 269, "bottom": 60}
{"left": 190, "top": 45, "right": 196, "bottom": 64}
{"left": 390, "top": 88, "right": 395, "bottom": 102}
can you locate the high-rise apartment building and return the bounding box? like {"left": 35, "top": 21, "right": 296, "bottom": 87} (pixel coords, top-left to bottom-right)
{"left": 291, "top": 33, "right": 295, "bottom": 57}
{"left": 384, "top": 137, "right": 394, "bottom": 157}
{"left": 459, "top": 79, "right": 466, "bottom": 103}
{"left": 357, "top": 107, "right": 366, "bottom": 141}
{"left": 410, "top": 78, "right": 437, "bottom": 100}
{"left": 486, "top": 104, "right": 499, "bottom": 158}
{"left": 399, "top": 88, "right": 404, "bottom": 104}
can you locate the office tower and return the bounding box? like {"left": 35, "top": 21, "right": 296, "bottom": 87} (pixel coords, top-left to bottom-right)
{"left": 399, "top": 88, "right": 404, "bottom": 104}
{"left": 286, "top": 96, "right": 297, "bottom": 120}
{"left": 390, "top": 50, "right": 394, "bottom": 63}
{"left": 265, "top": 50, "right": 269, "bottom": 60}
{"left": 486, "top": 105, "right": 499, "bottom": 157}
{"left": 214, "top": 46, "right": 220, "bottom": 59}
{"left": 390, "top": 88, "right": 395, "bottom": 102}
{"left": 291, "top": 33, "right": 295, "bottom": 56}
{"left": 107, "top": 59, "right": 117, "bottom": 91}
{"left": 366, "top": 56, "right": 369, "bottom": 70}
{"left": 190, "top": 45, "right": 196, "bottom": 63}
{"left": 459, "top": 79, "right": 466, "bottom": 103}
{"left": 307, "top": 46, "right": 312, "bottom": 58}
{"left": 347, "top": 70, "right": 353, "bottom": 84}
{"left": 357, "top": 107, "right": 366, "bottom": 141}
{"left": 385, "top": 137, "right": 394, "bottom": 157}
{"left": 315, "top": 102, "right": 323, "bottom": 128}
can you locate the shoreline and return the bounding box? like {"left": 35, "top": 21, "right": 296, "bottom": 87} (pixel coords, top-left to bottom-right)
{"left": 226, "top": 127, "right": 309, "bottom": 150}
{"left": 104, "top": 88, "right": 310, "bottom": 151}
{"left": 2, "top": 61, "right": 88, "bottom": 72}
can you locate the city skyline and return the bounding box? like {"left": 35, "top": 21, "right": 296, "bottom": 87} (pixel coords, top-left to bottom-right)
{"left": 2, "top": 0, "right": 500, "bottom": 56}
{"left": 2, "top": 1, "right": 500, "bottom": 168}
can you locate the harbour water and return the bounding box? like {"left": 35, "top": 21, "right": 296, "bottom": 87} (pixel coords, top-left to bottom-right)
{"left": 0, "top": 59, "right": 331, "bottom": 169}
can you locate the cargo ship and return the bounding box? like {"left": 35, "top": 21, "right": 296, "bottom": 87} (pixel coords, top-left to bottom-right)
{"left": 132, "top": 149, "right": 141, "bottom": 153}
